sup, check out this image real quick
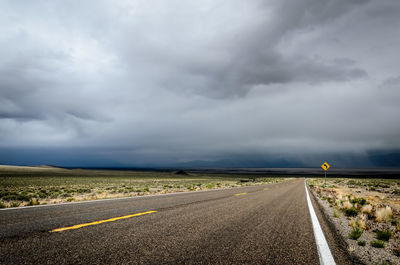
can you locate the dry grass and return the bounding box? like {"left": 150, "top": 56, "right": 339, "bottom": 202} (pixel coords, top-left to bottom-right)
{"left": 342, "top": 201, "right": 353, "bottom": 210}
{"left": 375, "top": 206, "right": 393, "bottom": 222}
{"left": 349, "top": 214, "right": 367, "bottom": 229}
{"left": 0, "top": 166, "right": 293, "bottom": 208}
{"left": 308, "top": 178, "right": 399, "bottom": 222}
{"left": 309, "top": 177, "right": 400, "bottom": 263}
{"left": 361, "top": 204, "right": 373, "bottom": 214}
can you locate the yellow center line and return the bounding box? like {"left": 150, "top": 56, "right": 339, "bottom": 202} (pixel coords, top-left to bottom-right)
{"left": 50, "top": 210, "right": 157, "bottom": 232}
{"left": 263, "top": 188, "right": 269, "bottom": 191}
{"left": 234, "top": 192, "right": 247, "bottom": 196}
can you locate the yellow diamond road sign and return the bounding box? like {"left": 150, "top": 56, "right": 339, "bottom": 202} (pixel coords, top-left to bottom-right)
{"left": 321, "top": 162, "right": 330, "bottom": 171}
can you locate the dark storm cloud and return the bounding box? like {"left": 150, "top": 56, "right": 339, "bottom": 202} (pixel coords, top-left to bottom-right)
{"left": 175, "top": 53, "right": 367, "bottom": 98}
{"left": 0, "top": 0, "right": 399, "bottom": 166}
{"left": 114, "top": 0, "right": 370, "bottom": 98}
{"left": 194, "top": 0, "right": 371, "bottom": 98}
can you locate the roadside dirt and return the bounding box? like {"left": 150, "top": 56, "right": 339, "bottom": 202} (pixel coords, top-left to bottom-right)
{"left": 309, "top": 178, "right": 400, "bottom": 265}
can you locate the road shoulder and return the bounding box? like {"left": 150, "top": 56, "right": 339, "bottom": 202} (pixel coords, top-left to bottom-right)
{"left": 307, "top": 184, "right": 364, "bottom": 265}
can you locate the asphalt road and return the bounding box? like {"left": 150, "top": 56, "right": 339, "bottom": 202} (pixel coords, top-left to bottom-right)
{"left": 0, "top": 179, "right": 352, "bottom": 264}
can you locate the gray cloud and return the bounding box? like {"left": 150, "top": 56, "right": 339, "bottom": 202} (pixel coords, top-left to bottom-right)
{"left": 112, "top": 0, "right": 370, "bottom": 98}
{"left": 0, "top": 0, "right": 399, "bottom": 166}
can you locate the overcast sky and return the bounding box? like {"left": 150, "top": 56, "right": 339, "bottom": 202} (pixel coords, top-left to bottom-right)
{"left": 1, "top": 0, "right": 400, "bottom": 167}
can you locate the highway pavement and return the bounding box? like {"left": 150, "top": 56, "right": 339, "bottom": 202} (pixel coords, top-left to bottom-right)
{"left": 0, "top": 179, "right": 354, "bottom": 264}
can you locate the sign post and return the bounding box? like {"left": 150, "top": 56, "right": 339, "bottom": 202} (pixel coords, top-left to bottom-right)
{"left": 321, "top": 162, "right": 330, "bottom": 187}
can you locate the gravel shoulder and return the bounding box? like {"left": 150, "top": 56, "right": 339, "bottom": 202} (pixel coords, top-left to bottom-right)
{"left": 308, "top": 185, "right": 363, "bottom": 265}
{"left": 310, "top": 186, "right": 400, "bottom": 265}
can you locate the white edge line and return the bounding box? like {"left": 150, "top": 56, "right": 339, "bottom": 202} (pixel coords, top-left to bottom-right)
{"left": 304, "top": 179, "right": 336, "bottom": 265}
{"left": 0, "top": 181, "right": 286, "bottom": 211}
